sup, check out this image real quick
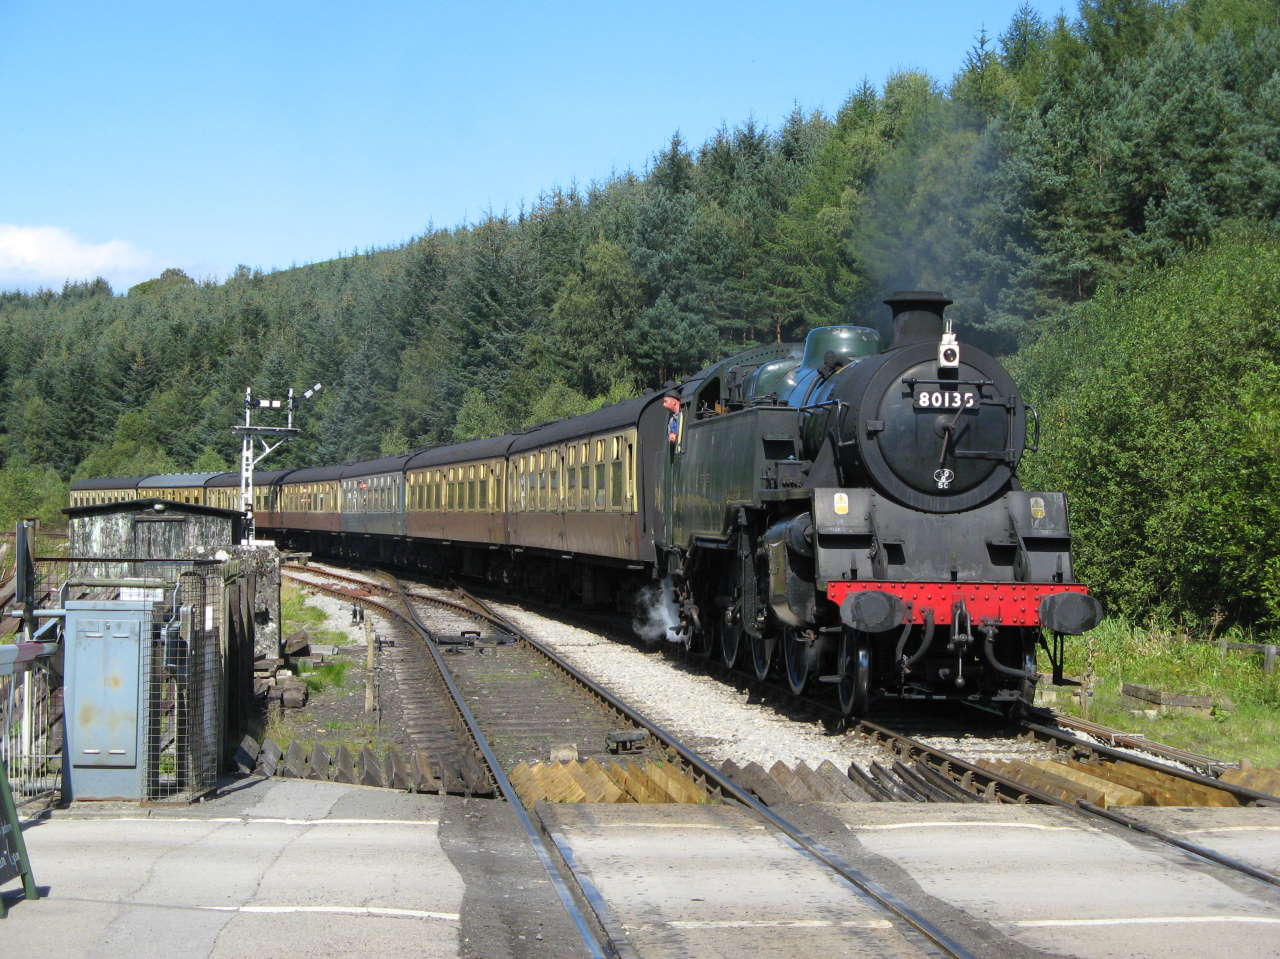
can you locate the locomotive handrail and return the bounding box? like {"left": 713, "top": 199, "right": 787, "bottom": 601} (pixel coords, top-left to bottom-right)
{"left": 901, "top": 376, "right": 995, "bottom": 387}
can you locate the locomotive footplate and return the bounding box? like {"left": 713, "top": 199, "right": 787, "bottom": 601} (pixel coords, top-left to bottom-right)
{"left": 828, "top": 581, "right": 1101, "bottom": 633}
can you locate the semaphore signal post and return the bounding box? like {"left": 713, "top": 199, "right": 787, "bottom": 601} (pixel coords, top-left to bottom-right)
{"left": 233, "top": 383, "right": 321, "bottom": 544}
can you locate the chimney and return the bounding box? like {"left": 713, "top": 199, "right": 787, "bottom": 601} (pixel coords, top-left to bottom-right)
{"left": 884, "top": 291, "right": 953, "bottom": 349}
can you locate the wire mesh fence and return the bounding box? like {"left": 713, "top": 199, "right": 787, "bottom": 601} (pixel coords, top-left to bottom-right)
{"left": 0, "top": 655, "right": 62, "bottom": 807}
{"left": 31, "top": 557, "right": 226, "bottom": 803}
{"left": 142, "top": 567, "right": 223, "bottom": 801}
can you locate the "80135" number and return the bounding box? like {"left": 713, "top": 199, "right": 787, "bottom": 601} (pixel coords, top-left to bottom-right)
{"left": 915, "top": 390, "right": 977, "bottom": 409}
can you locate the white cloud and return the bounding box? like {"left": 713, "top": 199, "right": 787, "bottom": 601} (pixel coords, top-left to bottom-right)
{"left": 0, "top": 224, "right": 157, "bottom": 293}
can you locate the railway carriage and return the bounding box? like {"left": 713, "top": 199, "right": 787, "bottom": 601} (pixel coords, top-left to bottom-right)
{"left": 404, "top": 435, "right": 512, "bottom": 557}
{"left": 502, "top": 396, "right": 668, "bottom": 602}
{"left": 68, "top": 476, "right": 143, "bottom": 508}
{"left": 274, "top": 466, "right": 342, "bottom": 542}
{"left": 205, "top": 471, "right": 242, "bottom": 512}
{"left": 340, "top": 455, "right": 411, "bottom": 540}
{"left": 137, "top": 473, "right": 219, "bottom": 506}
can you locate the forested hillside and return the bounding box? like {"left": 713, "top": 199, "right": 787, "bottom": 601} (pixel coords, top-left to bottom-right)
{"left": 1, "top": 0, "right": 1277, "bottom": 625}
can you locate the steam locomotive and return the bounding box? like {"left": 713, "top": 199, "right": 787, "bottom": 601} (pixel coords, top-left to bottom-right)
{"left": 70, "top": 291, "right": 1101, "bottom": 714}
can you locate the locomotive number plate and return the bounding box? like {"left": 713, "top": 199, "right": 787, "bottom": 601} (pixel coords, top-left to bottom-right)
{"left": 914, "top": 388, "right": 978, "bottom": 410}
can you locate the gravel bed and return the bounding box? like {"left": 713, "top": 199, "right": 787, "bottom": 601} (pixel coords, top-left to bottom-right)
{"left": 282, "top": 572, "right": 419, "bottom": 754}
{"left": 290, "top": 564, "right": 1055, "bottom": 770}
{"left": 488, "top": 599, "right": 1054, "bottom": 770}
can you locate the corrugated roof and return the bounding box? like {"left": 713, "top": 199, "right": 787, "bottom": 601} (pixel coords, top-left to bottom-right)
{"left": 137, "top": 473, "right": 221, "bottom": 488}
{"left": 507, "top": 394, "right": 659, "bottom": 453}
{"left": 63, "top": 498, "right": 243, "bottom": 519}
{"left": 279, "top": 465, "right": 344, "bottom": 483}
{"left": 69, "top": 476, "right": 144, "bottom": 491}
{"left": 405, "top": 434, "right": 518, "bottom": 469}
{"left": 205, "top": 468, "right": 295, "bottom": 488}
{"left": 340, "top": 453, "right": 414, "bottom": 479}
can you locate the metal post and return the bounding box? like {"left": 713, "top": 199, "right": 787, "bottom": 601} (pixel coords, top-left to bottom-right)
{"left": 240, "top": 388, "right": 256, "bottom": 542}
{"left": 364, "top": 622, "right": 375, "bottom": 714}
{"left": 233, "top": 384, "right": 321, "bottom": 545}
{"left": 13, "top": 521, "right": 34, "bottom": 641}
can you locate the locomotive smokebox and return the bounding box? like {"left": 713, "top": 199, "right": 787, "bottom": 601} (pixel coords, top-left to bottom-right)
{"left": 885, "top": 291, "right": 953, "bottom": 349}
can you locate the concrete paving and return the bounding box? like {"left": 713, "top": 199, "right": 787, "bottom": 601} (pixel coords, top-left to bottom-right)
{"left": 779, "top": 801, "right": 1280, "bottom": 959}
{"left": 9, "top": 781, "right": 1280, "bottom": 958}
{"left": 1116, "top": 805, "right": 1280, "bottom": 876}
{"left": 537, "top": 803, "right": 947, "bottom": 959}
{"left": 2, "top": 778, "right": 586, "bottom": 959}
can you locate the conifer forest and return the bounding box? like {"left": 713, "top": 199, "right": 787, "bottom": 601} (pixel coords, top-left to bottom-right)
{"left": 2, "top": 0, "right": 1277, "bottom": 629}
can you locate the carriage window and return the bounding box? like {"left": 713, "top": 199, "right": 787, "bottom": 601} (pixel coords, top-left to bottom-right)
{"left": 610, "top": 461, "right": 623, "bottom": 510}
{"left": 595, "top": 464, "right": 606, "bottom": 508}
{"left": 627, "top": 442, "right": 634, "bottom": 508}
{"left": 479, "top": 478, "right": 488, "bottom": 509}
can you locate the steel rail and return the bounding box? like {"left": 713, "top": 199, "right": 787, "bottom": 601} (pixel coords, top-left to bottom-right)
{"left": 388, "top": 580, "right": 610, "bottom": 959}
{"left": 281, "top": 570, "right": 498, "bottom": 794}
{"left": 678, "top": 622, "right": 1279, "bottom": 809}
{"left": 844, "top": 716, "right": 1280, "bottom": 889}
{"left": 460, "top": 587, "right": 978, "bottom": 959}
{"left": 1037, "top": 710, "right": 1232, "bottom": 776}
{"left": 1019, "top": 719, "right": 1280, "bottom": 807}
{"left": 281, "top": 570, "right": 609, "bottom": 958}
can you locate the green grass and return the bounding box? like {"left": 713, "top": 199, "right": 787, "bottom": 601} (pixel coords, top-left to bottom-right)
{"left": 263, "top": 710, "right": 386, "bottom": 756}
{"left": 281, "top": 583, "right": 353, "bottom": 647}
{"left": 299, "top": 660, "right": 352, "bottom": 693}
{"left": 1050, "top": 618, "right": 1280, "bottom": 766}
{"left": 282, "top": 583, "right": 328, "bottom": 631}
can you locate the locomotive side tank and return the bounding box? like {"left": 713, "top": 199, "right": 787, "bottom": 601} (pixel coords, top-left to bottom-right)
{"left": 659, "top": 291, "right": 1101, "bottom": 714}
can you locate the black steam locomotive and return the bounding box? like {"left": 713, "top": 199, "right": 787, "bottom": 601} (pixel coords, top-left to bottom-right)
{"left": 71, "top": 291, "right": 1100, "bottom": 714}
{"left": 662, "top": 291, "right": 1100, "bottom": 714}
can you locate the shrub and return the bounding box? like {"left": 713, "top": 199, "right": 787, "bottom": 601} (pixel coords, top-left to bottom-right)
{"left": 1013, "top": 223, "right": 1280, "bottom": 628}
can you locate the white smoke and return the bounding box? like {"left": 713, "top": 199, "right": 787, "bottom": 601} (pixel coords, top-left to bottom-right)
{"left": 632, "top": 577, "right": 683, "bottom": 643}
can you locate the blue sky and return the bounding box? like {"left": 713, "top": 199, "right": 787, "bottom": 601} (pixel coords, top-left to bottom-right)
{"left": 1, "top": 1, "right": 1069, "bottom": 293}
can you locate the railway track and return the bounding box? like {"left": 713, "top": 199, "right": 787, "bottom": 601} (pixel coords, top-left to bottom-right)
{"left": 287, "top": 563, "right": 1280, "bottom": 817}
{"left": 282, "top": 560, "right": 1280, "bottom": 955}
{"left": 284, "top": 562, "right": 982, "bottom": 958}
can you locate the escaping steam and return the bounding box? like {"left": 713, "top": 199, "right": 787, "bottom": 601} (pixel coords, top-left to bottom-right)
{"left": 632, "top": 577, "right": 683, "bottom": 643}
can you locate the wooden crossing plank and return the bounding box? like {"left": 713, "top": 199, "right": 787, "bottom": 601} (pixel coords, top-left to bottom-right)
{"left": 1029, "top": 760, "right": 1145, "bottom": 807}
{"left": 413, "top": 750, "right": 442, "bottom": 794}
{"left": 816, "top": 760, "right": 872, "bottom": 802}
{"left": 733, "top": 761, "right": 791, "bottom": 807}
{"left": 307, "top": 744, "right": 332, "bottom": 781}
{"left": 768, "top": 761, "right": 813, "bottom": 801}
{"left": 333, "top": 745, "right": 357, "bottom": 785}
{"left": 581, "top": 759, "right": 625, "bottom": 803}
